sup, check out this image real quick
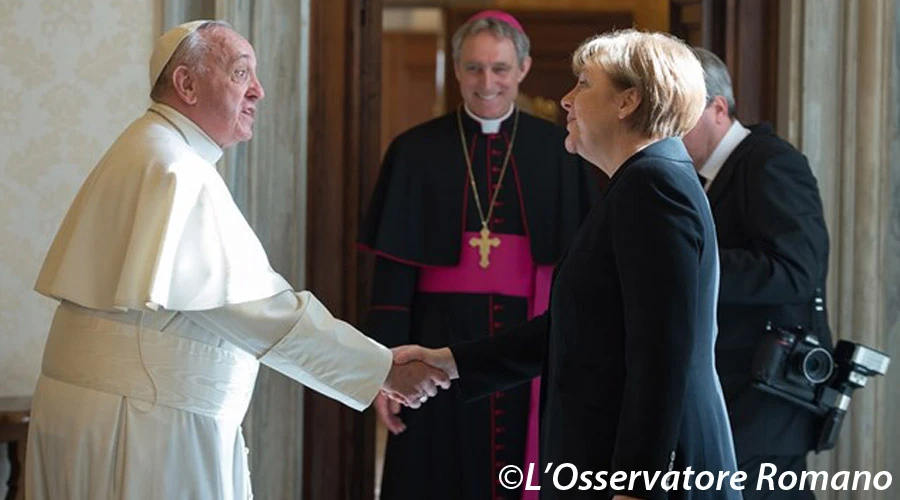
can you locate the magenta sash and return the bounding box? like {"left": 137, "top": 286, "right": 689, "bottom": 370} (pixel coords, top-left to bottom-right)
{"left": 418, "top": 232, "right": 551, "bottom": 498}
{"left": 417, "top": 233, "right": 536, "bottom": 295}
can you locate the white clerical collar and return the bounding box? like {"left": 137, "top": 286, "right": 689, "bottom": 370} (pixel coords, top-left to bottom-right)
{"left": 148, "top": 102, "right": 224, "bottom": 164}
{"left": 698, "top": 119, "right": 751, "bottom": 191}
{"left": 464, "top": 104, "right": 515, "bottom": 134}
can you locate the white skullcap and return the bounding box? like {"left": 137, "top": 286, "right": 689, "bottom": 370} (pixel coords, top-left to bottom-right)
{"left": 149, "top": 20, "right": 211, "bottom": 88}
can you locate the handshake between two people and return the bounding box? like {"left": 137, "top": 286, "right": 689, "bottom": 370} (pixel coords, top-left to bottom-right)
{"left": 378, "top": 346, "right": 458, "bottom": 434}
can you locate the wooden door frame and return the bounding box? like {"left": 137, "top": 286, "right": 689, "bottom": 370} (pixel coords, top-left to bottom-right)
{"left": 670, "top": 0, "right": 779, "bottom": 124}
{"left": 303, "top": 0, "right": 382, "bottom": 498}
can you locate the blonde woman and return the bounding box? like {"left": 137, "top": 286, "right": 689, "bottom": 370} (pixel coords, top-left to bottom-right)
{"left": 399, "top": 30, "right": 742, "bottom": 500}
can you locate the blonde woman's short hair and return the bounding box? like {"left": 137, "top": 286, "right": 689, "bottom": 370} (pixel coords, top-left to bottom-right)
{"left": 571, "top": 29, "right": 706, "bottom": 138}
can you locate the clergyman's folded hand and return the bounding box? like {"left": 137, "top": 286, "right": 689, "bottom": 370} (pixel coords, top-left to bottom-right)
{"left": 373, "top": 392, "right": 406, "bottom": 435}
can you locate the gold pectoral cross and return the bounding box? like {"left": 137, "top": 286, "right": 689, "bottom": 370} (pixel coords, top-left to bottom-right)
{"left": 469, "top": 226, "right": 501, "bottom": 269}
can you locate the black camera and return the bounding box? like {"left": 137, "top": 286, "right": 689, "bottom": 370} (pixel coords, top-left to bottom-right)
{"left": 752, "top": 322, "right": 891, "bottom": 452}
{"left": 753, "top": 323, "right": 834, "bottom": 405}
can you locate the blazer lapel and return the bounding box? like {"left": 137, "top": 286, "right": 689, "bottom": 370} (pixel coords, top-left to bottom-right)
{"left": 707, "top": 135, "right": 752, "bottom": 209}
{"left": 706, "top": 161, "right": 735, "bottom": 209}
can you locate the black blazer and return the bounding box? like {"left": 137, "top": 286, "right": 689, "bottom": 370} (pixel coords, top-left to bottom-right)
{"left": 453, "top": 139, "right": 740, "bottom": 500}
{"left": 709, "top": 124, "right": 832, "bottom": 458}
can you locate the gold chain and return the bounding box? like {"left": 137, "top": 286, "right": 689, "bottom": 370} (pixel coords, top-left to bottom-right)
{"left": 456, "top": 105, "right": 520, "bottom": 231}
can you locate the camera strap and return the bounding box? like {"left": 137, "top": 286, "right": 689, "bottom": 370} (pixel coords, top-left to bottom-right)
{"left": 810, "top": 287, "right": 826, "bottom": 337}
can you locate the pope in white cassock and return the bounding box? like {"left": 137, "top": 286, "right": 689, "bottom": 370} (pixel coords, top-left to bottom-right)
{"left": 25, "top": 20, "right": 448, "bottom": 500}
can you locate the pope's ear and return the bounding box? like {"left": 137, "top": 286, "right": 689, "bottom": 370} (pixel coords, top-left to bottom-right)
{"left": 171, "top": 66, "right": 199, "bottom": 105}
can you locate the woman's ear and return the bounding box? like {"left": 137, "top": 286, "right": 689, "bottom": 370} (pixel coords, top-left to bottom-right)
{"left": 617, "top": 87, "right": 641, "bottom": 120}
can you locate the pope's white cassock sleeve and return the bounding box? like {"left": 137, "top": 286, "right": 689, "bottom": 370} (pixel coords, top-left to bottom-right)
{"left": 185, "top": 290, "right": 392, "bottom": 410}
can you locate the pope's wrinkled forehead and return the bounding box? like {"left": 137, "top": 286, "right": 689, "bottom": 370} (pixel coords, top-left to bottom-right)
{"left": 200, "top": 26, "right": 257, "bottom": 67}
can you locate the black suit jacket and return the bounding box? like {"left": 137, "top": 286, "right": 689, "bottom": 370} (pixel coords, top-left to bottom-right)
{"left": 709, "top": 123, "right": 832, "bottom": 458}
{"left": 453, "top": 139, "right": 740, "bottom": 500}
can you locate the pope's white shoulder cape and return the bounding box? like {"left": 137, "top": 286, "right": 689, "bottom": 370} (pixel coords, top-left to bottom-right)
{"left": 35, "top": 103, "right": 291, "bottom": 311}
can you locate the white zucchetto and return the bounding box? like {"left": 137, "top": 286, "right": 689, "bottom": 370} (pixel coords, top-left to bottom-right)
{"left": 149, "top": 20, "right": 210, "bottom": 88}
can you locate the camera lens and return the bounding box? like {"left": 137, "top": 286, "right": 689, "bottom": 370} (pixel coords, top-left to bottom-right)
{"left": 802, "top": 347, "right": 834, "bottom": 384}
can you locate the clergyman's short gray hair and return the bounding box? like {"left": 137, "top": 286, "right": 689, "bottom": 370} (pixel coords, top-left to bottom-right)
{"left": 150, "top": 20, "right": 233, "bottom": 102}
{"left": 691, "top": 47, "right": 736, "bottom": 117}
{"left": 451, "top": 17, "right": 530, "bottom": 68}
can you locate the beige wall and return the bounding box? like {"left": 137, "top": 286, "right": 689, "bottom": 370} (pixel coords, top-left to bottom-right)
{"left": 0, "top": 0, "right": 159, "bottom": 396}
